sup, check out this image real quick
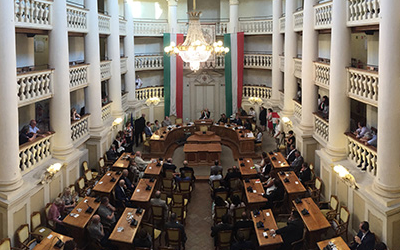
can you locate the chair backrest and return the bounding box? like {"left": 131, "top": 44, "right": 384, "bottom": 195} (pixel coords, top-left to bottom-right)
{"left": 175, "top": 118, "right": 183, "bottom": 124}
{"left": 0, "top": 238, "right": 11, "bottom": 250}
{"left": 82, "top": 161, "right": 89, "bottom": 172}
{"left": 231, "top": 189, "right": 243, "bottom": 201}
{"left": 160, "top": 192, "right": 170, "bottom": 202}
{"left": 215, "top": 191, "right": 228, "bottom": 201}
{"left": 237, "top": 227, "right": 252, "bottom": 241}
{"left": 141, "top": 222, "right": 155, "bottom": 239}
{"left": 162, "top": 178, "right": 173, "bottom": 190}
{"left": 212, "top": 179, "right": 221, "bottom": 189}
{"left": 178, "top": 181, "right": 191, "bottom": 193}
{"left": 99, "top": 158, "right": 105, "bottom": 168}
{"left": 164, "top": 170, "right": 175, "bottom": 179}
{"left": 172, "top": 193, "right": 184, "bottom": 205}
{"left": 15, "top": 224, "right": 29, "bottom": 246}
{"left": 330, "top": 195, "right": 339, "bottom": 211}
{"left": 31, "top": 212, "right": 42, "bottom": 231}
{"left": 84, "top": 169, "right": 93, "bottom": 182}
{"left": 229, "top": 178, "right": 242, "bottom": 190}
{"left": 151, "top": 205, "right": 165, "bottom": 220}
{"left": 340, "top": 206, "right": 350, "bottom": 224}
{"left": 166, "top": 228, "right": 181, "bottom": 246}
{"left": 315, "top": 177, "right": 322, "bottom": 190}
{"left": 44, "top": 203, "right": 54, "bottom": 228}
{"left": 217, "top": 230, "right": 232, "bottom": 248}
{"left": 171, "top": 205, "right": 185, "bottom": 222}
{"left": 214, "top": 206, "right": 228, "bottom": 223}
{"left": 199, "top": 125, "right": 208, "bottom": 132}
{"left": 184, "top": 169, "right": 194, "bottom": 180}
{"left": 142, "top": 132, "right": 147, "bottom": 141}
{"left": 77, "top": 177, "right": 86, "bottom": 190}
{"left": 233, "top": 206, "right": 246, "bottom": 221}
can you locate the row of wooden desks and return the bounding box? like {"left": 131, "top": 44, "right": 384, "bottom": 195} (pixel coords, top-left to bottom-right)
{"left": 243, "top": 179, "right": 267, "bottom": 209}
{"left": 33, "top": 232, "right": 73, "bottom": 250}
{"left": 131, "top": 178, "right": 157, "bottom": 204}
{"left": 112, "top": 152, "right": 133, "bottom": 170}
{"left": 278, "top": 171, "right": 307, "bottom": 208}
{"left": 238, "top": 158, "right": 258, "bottom": 178}
{"left": 92, "top": 171, "right": 122, "bottom": 194}
{"left": 251, "top": 209, "right": 283, "bottom": 250}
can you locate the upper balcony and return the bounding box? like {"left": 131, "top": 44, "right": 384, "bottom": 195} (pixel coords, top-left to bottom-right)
{"left": 314, "top": 1, "right": 333, "bottom": 30}
{"left": 119, "top": 18, "right": 127, "bottom": 36}
{"left": 293, "top": 9, "right": 304, "bottom": 32}
{"left": 244, "top": 53, "right": 272, "bottom": 69}
{"left": 239, "top": 17, "right": 272, "bottom": 35}
{"left": 69, "top": 63, "right": 89, "bottom": 92}
{"left": 347, "top": 0, "right": 380, "bottom": 27}
{"left": 136, "top": 86, "right": 164, "bottom": 101}
{"left": 345, "top": 132, "right": 377, "bottom": 176}
{"left": 313, "top": 112, "right": 329, "bottom": 147}
{"left": 183, "top": 55, "right": 225, "bottom": 70}
{"left": 101, "top": 102, "right": 113, "bottom": 123}
{"left": 66, "top": 4, "right": 88, "bottom": 33}
{"left": 135, "top": 55, "right": 164, "bottom": 71}
{"left": 294, "top": 58, "right": 302, "bottom": 78}
{"left": 19, "top": 133, "right": 54, "bottom": 175}
{"left": 120, "top": 57, "right": 127, "bottom": 74}
{"left": 314, "top": 60, "right": 330, "bottom": 89}
{"left": 347, "top": 67, "right": 378, "bottom": 107}
{"left": 134, "top": 19, "right": 168, "bottom": 37}
{"left": 71, "top": 114, "right": 90, "bottom": 146}
{"left": 14, "top": 0, "right": 53, "bottom": 30}
{"left": 293, "top": 100, "right": 302, "bottom": 122}
{"left": 242, "top": 85, "right": 272, "bottom": 100}
{"left": 98, "top": 13, "right": 111, "bottom": 35}
{"left": 279, "top": 15, "right": 285, "bottom": 33}
{"left": 100, "top": 60, "right": 111, "bottom": 81}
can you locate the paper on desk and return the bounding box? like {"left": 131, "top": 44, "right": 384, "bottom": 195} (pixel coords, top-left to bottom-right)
{"left": 39, "top": 228, "right": 45, "bottom": 233}
{"left": 247, "top": 132, "right": 254, "bottom": 137}
{"left": 99, "top": 181, "right": 103, "bottom": 184}
{"left": 253, "top": 190, "right": 257, "bottom": 193}
{"left": 47, "top": 234, "right": 53, "bottom": 239}
{"left": 107, "top": 173, "right": 111, "bottom": 176}
{"left": 266, "top": 212, "right": 270, "bottom": 216}
{"left": 117, "top": 227, "right": 124, "bottom": 232}
{"left": 137, "top": 189, "right": 140, "bottom": 192}
{"left": 295, "top": 181, "right": 299, "bottom": 184}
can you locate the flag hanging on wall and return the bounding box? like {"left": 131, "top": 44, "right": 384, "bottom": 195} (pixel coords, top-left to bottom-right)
{"left": 163, "top": 33, "right": 184, "bottom": 118}
{"left": 224, "top": 32, "right": 244, "bottom": 117}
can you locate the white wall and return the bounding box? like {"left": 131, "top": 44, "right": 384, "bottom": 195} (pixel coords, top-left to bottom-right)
{"left": 239, "top": 0, "right": 272, "bottom": 18}
{"left": 131, "top": 0, "right": 169, "bottom": 19}
{"left": 244, "top": 36, "right": 272, "bottom": 53}
{"left": 134, "top": 37, "right": 163, "bottom": 55}
{"left": 366, "top": 32, "right": 379, "bottom": 66}
{"left": 136, "top": 70, "right": 163, "bottom": 87}
{"left": 70, "top": 89, "right": 86, "bottom": 114}
{"left": 297, "top": 34, "right": 302, "bottom": 57}
{"left": 188, "top": 0, "right": 221, "bottom": 19}
{"left": 244, "top": 69, "right": 271, "bottom": 87}
{"left": 34, "top": 35, "right": 49, "bottom": 66}
{"left": 16, "top": 34, "right": 34, "bottom": 67}
{"left": 68, "top": 37, "right": 85, "bottom": 62}
{"left": 220, "top": 0, "right": 229, "bottom": 19}
{"left": 351, "top": 33, "right": 367, "bottom": 65}
{"left": 318, "top": 34, "right": 331, "bottom": 59}
{"left": 366, "top": 105, "right": 378, "bottom": 129}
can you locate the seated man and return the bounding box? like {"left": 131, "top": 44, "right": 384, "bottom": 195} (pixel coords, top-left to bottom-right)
{"left": 231, "top": 113, "right": 242, "bottom": 126}
{"left": 163, "top": 158, "right": 177, "bottom": 175}
{"left": 261, "top": 178, "right": 285, "bottom": 209}
{"left": 209, "top": 169, "right": 223, "bottom": 188}
{"left": 161, "top": 116, "right": 172, "bottom": 127}
{"left": 231, "top": 231, "right": 256, "bottom": 250}
{"left": 180, "top": 160, "right": 195, "bottom": 181}
{"left": 87, "top": 215, "right": 116, "bottom": 249}
{"left": 115, "top": 179, "right": 133, "bottom": 208}
{"left": 224, "top": 166, "right": 242, "bottom": 188}
{"left": 271, "top": 210, "right": 304, "bottom": 250}
{"left": 286, "top": 144, "right": 297, "bottom": 164}
{"left": 211, "top": 214, "right": 233, "bottom": 247}
{"left": 290, "top": 151, "right": 304, "bottom": 174}
{"left": 233, "top": 212, "right": 253, "bottom": 235}
{"left": 106, "top": 144, "right": 118, "bottom": 162}
{"left": 218, "top": 113, "right": 228, "bottom": 124}
{"left": 354, "top": 121, "right": 370, "bottom": 139}
{"left": 298, "top": 162, "right": 311, "bottom": 184}
{"left": 174, "top": 170, "right": 191, "bottom": 183}
{"left": 150, "top": 191, "right": 169, "bottom": 219}
{"left": 134, "top": 151, "right": 151, "bottom": 174}
{"left": 97, "top": 197, "right": 116, "bottom": 230}
{"left": 28, "top": 119, "right": 50, "bottom": 137}
{"left": 165, "top": 213, "right": 187, "bottom": 247}
{"left": 133, "top": 228, "right": 152, "bottom": 249}
{"left": 144, "top": 121, "right": 153, "bottom": 137}
{"left": 349, "top": 221, "right": 375, "bottom": 250}
{"left": 121, "top": 169, "right": 135, "bottom": 194}
{"left": 210, "top": 160, "right": 223, "bottom": 176}
{"left": 48, "top": 198, "right": 68, "bottom": 235}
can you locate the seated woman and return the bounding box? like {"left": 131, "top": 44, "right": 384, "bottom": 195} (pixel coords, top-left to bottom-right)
{"left": 261, "top": 179, "right": 284, "bottom": 209}
{"left": 255, "top": 128, "right": 263, "bottom": 143}
{"left": 61, "top": 187, "right": 77, "bottom": 214}
{"left": 211, "top": 196, "right": 229, "bottom": 219}
{"left": 229, "top": 195, "right": 245, "bottom": 216}
{"left": 71, "top": 108, "right": 81, "bottom": 121}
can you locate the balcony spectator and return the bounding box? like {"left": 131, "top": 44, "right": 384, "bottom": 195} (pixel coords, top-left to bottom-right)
{"left": 71, "top": 108, "right": 81, "bottom": 121}
{"left": 318, "top": 95, "right": 329, "bottom": 119}
{"left": 135, "top": 75, "right": 143, "bottom": 89}
{"left": 365, "top": 130, "right": 377, "bottom": 147}
{"left": 28, "top": 119, "right": 50, "bottom": 137}
{"left": 354, "top": 121, "right": 370, "bottom": 139}
{"left": 19, "top": 125, "right": 37, "bottom": 145}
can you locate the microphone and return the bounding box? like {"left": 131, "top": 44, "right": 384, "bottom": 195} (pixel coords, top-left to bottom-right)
{"left": 54, "top": 236, "right": 64, "bottom": 248}
{"left": 85, "top": 201, "right": 94, "bottom": 213}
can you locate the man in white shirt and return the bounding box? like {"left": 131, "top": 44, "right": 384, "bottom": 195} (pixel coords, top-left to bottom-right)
{"left": 135, "top": 75, "right": 143, "bottom": 89}
{"left": 354, "top": 121, "right": 370, "bottom": 139}
{"left": 134, "top": 151, "right": 151, "bottom": 177}
{"left": 28, "top": 119, "right": 49, "bottom": 137}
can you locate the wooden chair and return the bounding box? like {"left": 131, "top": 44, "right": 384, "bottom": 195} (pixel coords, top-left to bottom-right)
{"left": 151, "top": 205, "right": 166, "bottom": 228}
{"left": 230, "top": 189, "right": 244, "bottom": 202}
{"left": 69, "top": 184, "right": 83, "bottom": 202}
{"left": 166, "top": 228, "right": 184, "bottom": 250}
{"left": 236, "top": 227, "right": 252, "bottom": 241}
{"left": 164, "top": 169, "right": 175, "bottom": 180}
{"left": 232, "top": 206, "right": 246, "bottom": 223}
{"left": 332, "top": 206, "right": 350, "bottom": 242}
{"left": 291, "top": 228, "right": 306, "bottom": 250}
{"left": 44, "top": 203, "right": 56, "bottom": 231}
{"left": 303, "top": 164, "right": 316, "bottom": 188}
{"left": 272, "top": 192, "right": 287, "bottom": 215}
{"left": 175, "top": 118, "right": 183, "bottom": 124}
{"left": 177, "top": 180, "right": 192, "bottom": 200}
{"left": 170, "top": 205, "right": 187, "bottom": 225}
{"left": 142, "top": 132, "right": 150, "bottom": 152}
{"left": 215, "top": 191, "right": 228, "bottom": 201}
{"left": 30, "top": 212, "right": 51, "bottom": 241}
{"left": 210, "top": 180, "right": 222, "bottom": 190}
{"left": 255, "top": 136, "right": 263, "bottom": 151}
{"left": 141, "top": 222, "right": 162, "bottom": 246}
{"left": 308, "top": 177, "right": 322, "bottom": 204}
{"left": 15, "top": 224, "right": 37, "bottom": 250}
{"left": 82, "top": 161, "right": 99, "bottom": 179}
{"left": 160, "top": 191, "right": 173, "bottom": 207}
{"left": 172, "top": 192, "right": 189, "bottom": 208}
{"left": 214, "top": 206, "right": 228, "bottom": 224}
{"left": 319, "top": 195, "right": 339, "bottom": 222}
{"left": 0, "top": 238, "right": 23, "bottom": 250}
{"left": 229, "top": 178, "right": 242, "bottom": 191}
{"left": 99, "top": 157, "right": 111, "bottom": 175}
{"left": 84, "top": 169, "right": 96, "bottom": 187}
{"left": 216, "top": 230, "right": 232, "bottom": 250}
{"left": 162, "top": 178, "right": 175, "bottom": 195}
{"left": 76, "top": 176, "right": 89, "bottom": 197}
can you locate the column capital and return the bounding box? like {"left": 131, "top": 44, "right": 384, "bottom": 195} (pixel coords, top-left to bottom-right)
{"left": 167, "top": 0, "right": 178, "bottom": 6}
{"left": 230, "top": 0, "right": 239, "bottom": 5}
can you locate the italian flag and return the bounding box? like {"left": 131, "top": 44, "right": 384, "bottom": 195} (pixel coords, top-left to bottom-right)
{"left": 163, "top": 33, "right": 184, "bottom": 118}
{"left": 224, "top": 32, "right": 244, "bottom": 117}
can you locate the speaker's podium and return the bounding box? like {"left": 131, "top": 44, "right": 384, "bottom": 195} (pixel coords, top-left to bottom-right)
{"left": 194, "top": 119, "right": 213, "bottom": 132}
{"left": 184, "top": 131, "right": 222, "bottom": 166}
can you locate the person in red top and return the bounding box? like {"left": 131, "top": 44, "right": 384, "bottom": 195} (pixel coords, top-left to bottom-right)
{"left": 48, "top": 198, "right": 68, "bottom": 235}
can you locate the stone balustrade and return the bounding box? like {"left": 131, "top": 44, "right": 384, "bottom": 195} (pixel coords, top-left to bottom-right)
{"left": 98, "top": 13, "right": 111, "bottom": 35}
{"left": 279, "top": 16, "right": 285, "bottom": 33}
{"left": 314, "top": 1, "right": 333, "bottom": 29}
{"left": 347, "top": 67, "right": 378, "bottom": 106}
{"left": 101, "top": 102, "right": 112, "bottom": 122}
{"left": 120, "top": 57, "right": 127, "bottom": 74}
{"left": 100, "top": 60, "right": 111, "bottom": 81}
{"left": 242, "top": 85, "right": 272, "bottom": 100}
{"left": 244, "top": 54, "right": 272, "bottom": 69}
{"left": 314, "top": 113, "right": 329, "bottom": 144}
{"left": 71, "top": 114, "right": 90, "bottom": 143}
{"left": 122, "top": 92, "right": 128, "bottom": 111}
{"left": 135, "top": 55, "right": 164, "bottom": 71}
{"left": 279, "top": 91, "right": 285, "bottom": 110}
{"left": 178, "top": 21, "right": 228, "bottom": 36}
{"left": 136, "top": 86, "right": 164, "bottom": 101}
{"left": 19, "top": 133, "right": 54, "bottom": 174}
{"left": 134, "top": 20, "right": 168, "bottom": 36}
{"left": 293, "top": 10, "right": 304, "bottom": 32}
{"left": 69, "top": 64, "right": 89, "bottom": 91}
{"left": 346, "top": 132, "right": 377, "bottom": 176}
{"left": 347, "top": 0, "right": 380, "bottom": 27}
{"left": 314, "top": 62, "right": 330, "bottom": 89}
{"left": 14, "top": 0, "right": 52, "bottom": 30}
{"left": 239, "top": 19, "right": 273, "bottom": 35}
{"left": 17, "top": 69, "right": 54, "bottom": 107}
{"left": 294, "top": 58, "right": 302, "bottom": 78}
{"left": 293, "top": 100, "right": 302, "bottom": 122}
{"left": 280, "top": 56, "right": 285, "bottom": 72}
{"left": 119, "top": 18, "right": 127, "bottom": 36}
{"left": 66, "top": 5, "right": 88, "bottom": 33}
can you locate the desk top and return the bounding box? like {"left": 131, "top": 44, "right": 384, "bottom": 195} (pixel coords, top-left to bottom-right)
{"left": 187, "top": 132, "right": 221, "bottom": 143}
{"left": 268, "top": 152, "right": 290, "bottom": 170}
{"left": 277, "top": 171, "right": 307, "bottom": 195}
{"left": 293, "top": 198, "right": 330, "bottom": 232}
{"left": 144, "top": 159, "right": 163, "bottom": 176}
{"left": 63, "top": 197, "right": 100, "bottom": 229}
{"left": 183, "top": 143, "right": 222, "bottom": 153}
{"left": 194, "top": 119, "right": 213, "bottom": 125}
{"left": 112, "top": 153, "right": 133, "bottom": 169}
{"left": 251, "top": 209, "right": 283, "bottom": 247}
{"left": 109, "top": 208, "right": 145, "bottom": 244}
{"left": 33, "top": 232, "right": 73, "bottom": 250}
{"left": 243, "top": 179, "right": 267, "bottom": 204}
{"left": 92, "top": 171, "right": 122, "bottom": 193}
{"left": 131, "top": 178, "right": 157, "bottom": 202}
{"left": 238, "top": 158, "right": 258, "bottom": 176}
{"left": 317, "top": 237, "right": 350, "bottom": 250}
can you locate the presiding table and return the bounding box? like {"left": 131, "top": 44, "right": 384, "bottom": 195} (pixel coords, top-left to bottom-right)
{"left": 112, "top": 153, "right": 134, "bottom": 170}
{"left": 277, "top": 171, "right": 307, "bottom": 207}
{"left": 238, "top": 158, "right": 258, "bottom": 178}
{"left": 268, "top": 152, "right": 290, "bottom": 172}
{"left": 184, "top": 143, "right": 222, "bottom": 166}
{"left": 33, "top": 232, "right": 73, "bottom": 250}
{"left": 317, "top": 237, "right": 350, "bottom": 250}
{"left": 251, "top": 209, "right": 283, "bottom": 250}
{"left": 92, "top": 171, "right": 122, "bottom": 194}
{"left": 243, "top": 179, "right": 267, "bottom": 209}
{"left": 186, "top": 131, "right": 221, "bottom": 144}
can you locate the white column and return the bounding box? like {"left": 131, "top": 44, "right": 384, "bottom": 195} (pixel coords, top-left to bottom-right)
{"left": 0, "top": 0, "right": 23, "bottom": 192}
{"left": 282, "top": 0, "right": 297, "bottom": 116}
{"left": 167, "top": 0, "right": 178, "bottom": 33}
{"left": 125, "top": 0, "right": 136, "bottom": 103}
{"left": 299, "top": 0, "right": 318, "bottom": 130}
{"left": 107, "top": 0, "right": 123, "bottom": 118}
{"left": 326, "top": 0, "right": 350, "bottom": 158}
{"left": 373, "top": 0, "right": 400, "bottom": 198}
{"left": 49, "top": 0, "right": 74, "bottom": 158}
{"left": 271, "top": 0, "right": 283, "bottom": 106}
{"left": 229, "top": 0, "right": 239, "bottom": 33}
{"left": 85, "top": 0, "right": 103, "bottom": 130}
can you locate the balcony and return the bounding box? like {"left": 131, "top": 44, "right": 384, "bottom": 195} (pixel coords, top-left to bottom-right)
{"left": 242, "top": 85, "right": 272, "bottom": 100}
{"left": 293, "top": 10, "right": 304, "bottom": 32}
{"left": 135, "top": 55, "right": 164, "bottom": 71}
{"left": 101, "top": 102, "right": 112, "bottom": 123}
{"left": 69, "top": 64, "right": 89, "bottom": 92}
{"left": 346, "top": 132, "right": 377, "bottom": 176}
{"left": 71, "top": 114, "right": 90, "bottom": 144}
{"left": 183, "top": 55, "right": 225, "bottom": 70}
{"left": 134, "top": 19, "right": 168, "bottom": 36}
{"left": 136, "top": 86, "right": 164, "bottom": 101}
{"left": 100, "top": 60, "right": 111, "bottom": 81}
{"left": 98, "top": 13, "right": 111, "bottom": 35}
{"left": 119, "top": 18, "right": 127, "bottom": 36}
{"left": 19, "top": 133, "right": 54, "bottom": 175}
{"left": 120, "top": 57, "right": 127, "bottom": 74}
{"left": 294, "top": 58, "right": 302, "bottom": 78}
{"left": 14, "top": 0, "right": 52, "bottom": 30}
{"left": 239, "top": 18, "right": 273, "bottom": 35}
{"left": 66, "top": 5, "right": 88, "bottom": 33}
{"left": 293, "top": 100, "right": 302, "bottom": 122}
{"left": 244, "top": 54, "right": 272, "bottom": 69}
{"left": 280, "top": 56, "right": 285, "bottom": 72}
{"left": 314, "top": 61, "right": 330, "bottom": 89}
{"left": 178, "top": 20, "right": 228, "bottom": 36}
{"left": 314, "top": 1, "right": 333, "bottom": 30}
{"left": 347, "top": 67, "right": 378, "bottom": 107}
{"left": 122, "top": 92, "right": 129, "bottom": 111}
{"left": 347, "top": 0, "right": 380, "bottom": 27}
{"left": 17, "top": 68, "right": 54, "bottom": 107}
{"left": 313, "top": 113, "right": 329, "bottom": 145}
{"left": 279, "top": 16, "right": 285, "bottom": 33}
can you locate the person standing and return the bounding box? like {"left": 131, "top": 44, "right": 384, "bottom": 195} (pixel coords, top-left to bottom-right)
{"left": 134, "top": 114, "right": 146, "bottom": 147}
{"left": 259, "top": 106, "right": 267, "bottom": 131}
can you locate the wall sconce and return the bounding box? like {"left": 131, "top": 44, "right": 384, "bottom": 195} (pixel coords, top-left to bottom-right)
{"left": 282, "top": 116, "right": 293, "bottom": 128}
{"left": 145, "top": 97, "right": 161, "bottom": 106}
{"left": 112, "top": 117, "right": 123, "bottom": 129}
{"left": 333, "top": 164, "right": 358, "bottom": 189}
{"left": 41, "top": 163, "right": 63, "bottom": 184}
{"left": 248, "top": 97, "right": 263, "bottom": 105}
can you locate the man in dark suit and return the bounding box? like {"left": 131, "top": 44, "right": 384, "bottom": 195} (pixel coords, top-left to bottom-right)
{"left": 115, "top": 179, "right": 133, "bottom": 208}
{"left": 134, "top": 114, "right": 146, "bottom": 147}
{"left": 298, "top": 162, "right": 311, "bottom": 184}
{"left": 286, "top": 144, "right": 296, "bottom": 164}
{"left": 349, "top": 221, "right": 375, "bottom": 250}
{"left": 180, "top": 160, "right": 195, "bottom": 180}
{"left": 165, "top": 213, "right": 187, "bottom": 247}
{"left": 121, "top": 169, "right": 135, "bottom": 193}
{"left": 233, "top": 212, "right": 253, "bottom": 235}
{"left": 144, "top": 121, "right": 153, "bottom": 137}
{"left": 106, "top": 144, "right": 118, "bottom": 162}
{"left": 271, "top": 210, "right": 304, "bottom": 250}
{"left": 261, "top": 179, "right": 285, "bottom": 209}
{"left": 211, "top": 214, "right": 233, "bottom": 246}
{"left": 224, "top": 166, "right": 242, "bottom": 189}
{"left": 231, "top": 231, "right": 256, "bottom": 250}
{"left": 290, "top": 151, "right": 304, "bottom": 174}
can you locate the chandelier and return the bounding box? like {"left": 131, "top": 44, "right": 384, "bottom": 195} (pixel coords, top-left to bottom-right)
{"left": 164, "top": 0, "right": 229, "bottom": 71}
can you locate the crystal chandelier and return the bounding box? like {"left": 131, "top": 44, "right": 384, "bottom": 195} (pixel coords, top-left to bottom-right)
{"left": 164, "top": 0, "right": 229, "bottom": 71}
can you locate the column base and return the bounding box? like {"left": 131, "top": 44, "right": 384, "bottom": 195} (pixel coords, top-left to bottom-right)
{"left": 52, "top": 144, "right": 75, "bottom": 161}
{"left": 323, "top": 144, "right": 347, "bottom": 162}
{"left": 373, "top": 181, "right": 400, "bottom": 200}
{"left": 0, "top": 178, "right": 23, "bottom": 193}
{"left": 281, "top": 108, "right": 294, "bottom": 117}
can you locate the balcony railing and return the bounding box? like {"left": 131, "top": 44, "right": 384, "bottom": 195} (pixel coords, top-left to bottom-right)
{"left": 19, "top": 133, "right": 54, "bottom": 174}
{"left": 244, "top": 54, "right": 272, "bottom": 69}
{"left": 279, "top": 16, "right": 285, "bottom": 33}
{"left": 346, "top": 132, "right": 377, "bottom": 176}
{"left": 135, "top": 55, "right": 164, "bottom": 71}
{"left": 98, "top": 13, "right": 111, "bottom": 35}
{"left": 314, "top": 113, "right": 329, "bottom": 144}
{"left": 71, "top": 114, "right": 90, "bottom": 143}
{"left": 101, "top": 102, "right": 112, "bottom": 122}
{"left": 69, "top": 64, "right": 89, "bottom": 91}
{"left": 280, "top": 56, "right": 285, "bottom": 72}
{"left": 242, "top": 85, "right": 272, "bottom": 100}
{"left": 178, "top": 21, "right": 228, "bottom": 36}
{"left": 314, "top": 62, "right": 330, "bottom": 89}
{"left": 119, "top": 18, "right": 127, "bottom": 36}
{"left": 183, "top": 55, "right": 225, "bottom": 70}
{"left": 14, "top": 0, "right": 52, "bottom": 30}
{"left": 314, "top": 1, "right": 333, "bottom": 29}
{"left": 293, "top": 10, "right": 304, "bottom": 32}
{"left": 347, "top": 67, "right": 378, "bottom": 107}
{"left": 134, "top": 19, "right": 168, "bottom": 36}
{"left": 293, "top": 100, "right": 302, "bottom": 122}
{"left": 347, "top": 0, "right": 380, "bottom": 27}
{"left": 294, "top": 58, "right": 302, "bottom": 78}
{"left": 239, "top": 19, "right": 273, "bottom": 35}
{"left": 122, "top": 92, "right": 129, "bottom": 111}
{"left": 136, "top": 86, "right": 164, "bottom": 101}
{"left": 100, "top": 60, "right": 111, "bottom": 81}
{"left": 66, "top": 5, "right": 88, "bottom": 33}
{"left": 120, "top": 57, "right": 127, "bottom": 74}
{"left": 17, "top": 69, "right": 54, "bottom": 107}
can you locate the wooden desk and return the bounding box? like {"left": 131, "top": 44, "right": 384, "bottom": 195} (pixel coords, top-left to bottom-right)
{"left": 317, "top": 237, "right": 350, "bottom": 250}
{"left": 109, "top": 208, "right": 145, "bottom": 249}
{"left": 243, "top": 179, "right": 267, "bottom": 209}
{"left": 150, "top": 125, "right": 196, "bottom": 156}
{"left": 112, "top": 153, "right": 133, "bottom": 170}
{"left": 194, "top": 119, "right": 213, "bottom": 130}
{"left": 186, "top": 131, "right": 221, "bottom": 144}
{"left": 268, "top": 152, "right": 290, "bottom": 171}
{"left": 184, "top": 143, "right": 222, "bottom": 166}
{"left": 144, "top": 159, "right": 163, "bottom": 177}
{"left": 33, "top": 232, "right": 73, "bottom": 250}
{"left": 131, "top": 178, "right": 157, "bottom": 204}
{"left": 278, "top": 171, "right": 307, "bottom": 206}
{"left": 293, "top": 198, "right": 331, "bottom": 248}
{"left": 238, "top": 158, "right": 258, "bottom": 178}
{"left": 251, "top": 209, "right": 283, "bottom": 250}
{"left": 92, "top": 171, "right": 121, "bottom": 194}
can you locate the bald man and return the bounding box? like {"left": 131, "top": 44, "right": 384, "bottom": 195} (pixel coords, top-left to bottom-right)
{"left": 121, "top": 169, "right": 135, "bottom": 192}
{"left": 87, "top": 215, "right": 116, "bottom": 249}
{"left": 150, "top": 190, "right": 168, "bottom": 219}
{"left": 115, "top": 179, "right": 133, "bottom": 208}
